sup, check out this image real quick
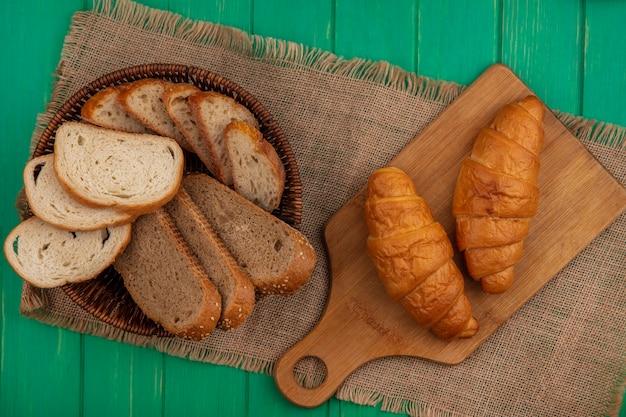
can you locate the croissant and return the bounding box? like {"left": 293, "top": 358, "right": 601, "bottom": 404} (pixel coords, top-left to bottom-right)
{"left": 364, "top": 167, "right": 479, "bottom": 340}
{"left": 452, "top": 96, "right": 545, "bottom": 294}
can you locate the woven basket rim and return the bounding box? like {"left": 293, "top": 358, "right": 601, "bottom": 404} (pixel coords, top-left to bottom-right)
{"left": 29, "top": 63, "right": 303, "bottom": 337}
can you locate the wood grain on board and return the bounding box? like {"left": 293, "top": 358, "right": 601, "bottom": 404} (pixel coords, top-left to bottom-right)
{"left": 274, "top": 64, "right": 626, "bottom": 408}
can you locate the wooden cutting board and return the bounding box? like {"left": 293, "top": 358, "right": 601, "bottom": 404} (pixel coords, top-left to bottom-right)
{"left": 273, "top": 63, "right": 626, "bottom": 408}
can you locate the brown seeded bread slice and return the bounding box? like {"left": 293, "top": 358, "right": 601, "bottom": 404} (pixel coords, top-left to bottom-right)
{"left": 4, "top": 216, "right": 131, "bottom": 288}
{"left": 187, "top": 91, "right": 259, "bottom": 185}
{"left": 225, "top": 120, "right": 286, "bottom": 212}
{"left": 24, "top": 154, "right": 135, "bottom": 231}
{"left": 182, "top": 173, "right": 316, "bottom": 297}
{"left": 117, "top": 79, "right": 194, "bottom": 151}
{"left": 81, "top": 84, "right": 152, "bottom": 133}
{"left": 114, "top": 209, "right": 222, "bottom": 340}
{"left": 53, "top": 122, "right": 184, "bottom": 216}
{"left": 164, "top": 188, "right": 256, "bottom": 330}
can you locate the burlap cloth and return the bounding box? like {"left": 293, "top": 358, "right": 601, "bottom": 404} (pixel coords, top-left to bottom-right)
{"left": 17, "top": 1, "right": 625, "bottom": 416}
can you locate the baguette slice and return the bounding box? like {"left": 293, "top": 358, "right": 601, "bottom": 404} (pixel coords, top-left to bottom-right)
{"left": 161, "top": 82, "right": 208, "bottom": 159}
{"left": 182, "top": 173, "right": 316, "bottom": 297}
{"left": 115, "top": 209, "right": 222, "bottom": 340}
{"left": 53, "top": 122, "right": 184, "bottom": 216}
{"left": 187, "top": 91, "right": 259, "bottom": 185}
{"left": 4, "top": 216, "right": 131, "bottom": 288}
{"left": 164, "top": 188, "right": 255, "bottom": 330}
{"left": 225, "top": 120, "right": 286, "bottom": 212}
{"left": 81, "top": 84, "right": 151, "bottom": 133}
{"left": 117, "top": 79, "right": 194, "bottom": 151}
{"left": 24, "top": 154, "right": 135, "bottom": 231}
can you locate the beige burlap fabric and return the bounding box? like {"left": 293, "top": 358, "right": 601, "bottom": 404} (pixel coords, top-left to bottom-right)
{"left": 18, "top": 1, "right": 625, "bottom": 416}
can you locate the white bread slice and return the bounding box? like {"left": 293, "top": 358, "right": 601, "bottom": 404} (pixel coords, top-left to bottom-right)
{"left": 225, "top": 120, "right": 286, "bottom": 212}
{"left": 81, "top": 84, "right": 152, "bottom": 133}
{"left": 115, "top": 209, "right": 222, "bottom": 340}
{"left": 4, "top": 216, "right": 131, "bottom": 288}
{"left": 53, "top": 122, "right": 184, "bottom": 216}
{"left": 117, "top": 79, "right": 194, "bottom": 151}
{"left": 24, "top": 154, "right": 135, "bottom": 231}
{"left": 182, "top": 173, "right": 316, "bottom": 297}
{"left": 164, "top": 188, "right": 255, "bottom": 330}
{"left": 162, "top": 83, "right": 218, "bottom": 170}
{"left": 187, "top": 91, "right": 259, "bottom": 185}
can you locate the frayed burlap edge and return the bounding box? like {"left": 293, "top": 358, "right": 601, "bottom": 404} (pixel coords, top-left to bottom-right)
{"left": 17, "top": 0, "right": 626, "bottom": 416}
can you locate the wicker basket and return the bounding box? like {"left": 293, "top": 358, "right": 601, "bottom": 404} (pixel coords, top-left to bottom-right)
{"left": 30, "top": 63, "right": 303, "bottom": 337}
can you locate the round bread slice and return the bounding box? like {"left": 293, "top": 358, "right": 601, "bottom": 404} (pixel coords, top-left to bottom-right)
{"left": 114, "top": 209, "right": 222, "bottom": 340}
{"left": 53, "top": 122, "right": 184, "bottom": 216}
{"left": 24, "top": 154, "right": 135, "bottom": 231}
{"left": 225, "top": 120, "right": 286, "bottom": 212}
{"left": 3, "top": 217, "right": 131, "bottom": 288}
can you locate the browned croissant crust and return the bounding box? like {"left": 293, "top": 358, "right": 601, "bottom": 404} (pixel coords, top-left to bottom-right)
{"left": 365, "top": 167, "right": 479, "bottom": 340}
{"left": 453, "top": 96, "right": 545, "bottom": 294}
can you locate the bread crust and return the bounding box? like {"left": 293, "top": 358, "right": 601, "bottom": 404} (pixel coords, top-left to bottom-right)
{"left": 81, "top": 85, "right": 151, "bottom": 134}
{"left": 365, "top": 167, "right": 478, "bottom": 340}
{"left": 165, "top": 188, "right": 256, "bottom": 330}
{"left": 181, "top": 173, "right": 316, "bottom": 297}
{"left": 4, "top": 216, "right": 132, "bottom": 288}
{"left": 115, "top": 209, "right": 222, "bottom": 340}
{"left": 23, "top": 154, "right": 136, "bottom": 231}
{"left": 117, "top": 79, "right": 193, "bottom": 151}
{"left": 453, "top": 96, "right": 545, "bottom": 293}
{"left": 225, "top": 120, "right": 286, "bottom": 212}
{"left": 53, "top": 122, "right": 184, "bottom": 217}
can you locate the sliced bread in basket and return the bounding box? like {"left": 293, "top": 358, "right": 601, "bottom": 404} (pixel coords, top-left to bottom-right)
{"left": 81, "top": 84, "right": 152, "bottom": 134}
{"left": 164, "top": 188, "right": 256, "bottom": 330}
{"left": 116, "top": 79, "right": 194, "bottom": 151}
{"left": 53, "top": 122, "right": 184, "bottom": 216}
{"left": 23, "top": 154, "right": 135, "bottom": 231}
{"left": 182, "top": 173, "right": 316, "bottom": 297}
{"left": 114, "top": 209, "right": 222, "bottom": 340}
{"left": 187, "top": 91, "right": 259, "bottom": 185}
{"left": 225, "top": 120, "right": 286, "bottom": 212}
{"left": 4, "top": 216, "right": 132, "bottom": 288}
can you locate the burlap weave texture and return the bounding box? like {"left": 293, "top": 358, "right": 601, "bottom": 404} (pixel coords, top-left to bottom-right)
{"left": 18, "top": 1, "right": 625, "bottom": 416}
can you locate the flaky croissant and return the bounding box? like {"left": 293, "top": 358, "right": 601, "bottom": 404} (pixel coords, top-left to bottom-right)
{"left": 364, "top": 167, "right": 479, "bottom": 340}
{"left": 453, "top": 96, "right": 545, "bottom": 294}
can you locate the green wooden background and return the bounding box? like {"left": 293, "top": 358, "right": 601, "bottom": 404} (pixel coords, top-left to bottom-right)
{"left": 1, "top": 1, "right": 624, "bottom": 416}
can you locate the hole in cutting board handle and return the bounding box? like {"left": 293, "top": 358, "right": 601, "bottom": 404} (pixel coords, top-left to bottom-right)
{"left": 293, "top": 355, "right": 328, "bottom": 389}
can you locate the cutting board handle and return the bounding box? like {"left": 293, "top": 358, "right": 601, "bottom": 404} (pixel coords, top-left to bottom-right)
{"left": 273, "top": 317, "right": 371, "bottom": 408}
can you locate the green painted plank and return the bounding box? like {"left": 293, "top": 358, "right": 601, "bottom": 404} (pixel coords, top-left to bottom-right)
{"left": 163, "top": 357, "right": 248, "bottom": 417}
{"left": 335, "top": 0, "right": 417, "bottom": 70}
{"left": 501, "top": 0, "right": 584, "bottom": 115}
{"left": 248, "top": 372, "right": 332, "bottom": 416}
{"left": 253, "top": 0, "right": 333, "bottom": 50}
{"left": 0, "top": 2, "right": 84, "bottom": 417}
{"left": 416, "top": 0, "right": 500, "bottom": 86}
{"left": 82, "top": 337, "right": 164, "bottom": 417}
{"left": 168, "top": 0, "right": 252, "bottom": 31}
{"left": 583, "top": 1, "right": 626, "bottom": 128}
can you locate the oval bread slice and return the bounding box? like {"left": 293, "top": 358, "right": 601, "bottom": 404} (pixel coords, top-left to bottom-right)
{"left": 117, "top": 79, "right": 194, "bottom": 151}
{"left": 81, "top": 84, "right": 152, "bottom": 133}
{"left": 53, "top": 122, "right": 184, "bottom": 216}
{"left": 182, "top": 173, "right": 316, "bottom": 297}
{"left": 114, "top": 209, "right": 222, "bottom": 340}
{"left": 164, "top": 188, "right": 256, "bottom": 330}
{"left": 225, "top": 120, "right": 286, "bottom": 212}
{"left": 3, "top": 216, "right": 132, "bottom": 288}
{"left": 24, "top": 154, "right": 135, "bottom": 231}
